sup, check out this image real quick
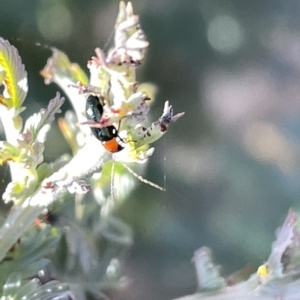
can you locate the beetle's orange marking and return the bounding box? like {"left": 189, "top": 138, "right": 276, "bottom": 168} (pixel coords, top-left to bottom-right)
{"left": 102, "top": 138, "right": 120, "bottom": 153}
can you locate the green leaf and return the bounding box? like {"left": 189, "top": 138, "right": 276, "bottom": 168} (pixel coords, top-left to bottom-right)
{"left": 0, "top": 224, "right": 61, "bottom": 288}
{"left": 23, "top": 92, "right": 65, "bottom": 144}
{"left": 0, "top": 38, "right": 28, "bottom": 108}
{"left": 0, "top": 141, "right": 21, "bottom": 165}
{"left": 193, "top": 247, "right": 226, "bottom": 292}
{"left": 267, "top": 210, "right": 299, "bottom": 277}
{"left": 41, "top": 49, "right": 88, "bottom": 85}
{"left": 1, "top": 273, "right": 74, "bottom": 300}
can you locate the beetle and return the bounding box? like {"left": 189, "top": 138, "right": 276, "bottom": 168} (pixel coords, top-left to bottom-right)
{"left": 86, "top": 95, "right": 124, "bottom": 153}
{"left": 85, "top": 95, "right": 165, "bottom": 193}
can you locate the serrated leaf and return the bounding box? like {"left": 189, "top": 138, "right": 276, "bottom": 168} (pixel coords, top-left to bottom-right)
{"left": 193, "top": 247, "right": 226, "bottom": 292}
{"left": 0, "top": 224, "right": 61, "bottom": 288}
{"left": 130, "top": 101, "right": 184, "bottom": 149}
{"left": 0, "top": 141, "right": 21, "bottom": 164}
{"left": 41, "top": 48, "right": 88, "bottom": 85}
{"left": 2, "top": 180, "right": 26, "bottom": 204}
{"left": 23, "top": 92, "right": 65, "bottom": 143}
{"left": 13, "top": 277, "right": 40, "bottom": 300}
{"left": 28, "top": 280, "right": 75, "bottom": 300}
{"left": 267, "top": 210, "right": 299, "bottom": 277}
{"left": 0, "top": 38, "right": 28, "bottom": 108}
{"left": 1, "top": 274, "right": 75, "bottom": 300}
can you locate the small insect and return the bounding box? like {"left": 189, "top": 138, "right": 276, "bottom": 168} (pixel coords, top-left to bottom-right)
{"left": 85, "top": 94, "right": 165, "bottom": 194}
{"left": 85, "top": 95, "right": 124, "bottom": 153}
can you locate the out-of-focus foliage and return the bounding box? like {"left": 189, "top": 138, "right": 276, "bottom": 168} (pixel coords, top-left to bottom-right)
{"left": 175, "top": 211, "right": 300, "bottom": 300}
{"left": 0, "top": 222, "right": 75, "bottom": 300}
{"left": 2, "top": 274, "right": 74, "bottom": 300}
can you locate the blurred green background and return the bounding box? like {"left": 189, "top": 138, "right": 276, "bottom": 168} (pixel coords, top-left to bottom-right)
{"left": 1, "top": 0, "right": 300, "bottom": 299}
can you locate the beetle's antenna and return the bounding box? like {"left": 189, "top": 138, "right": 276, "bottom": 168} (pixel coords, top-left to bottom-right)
{"left": 120, "top": 162, "right": 166, "bottom": 191}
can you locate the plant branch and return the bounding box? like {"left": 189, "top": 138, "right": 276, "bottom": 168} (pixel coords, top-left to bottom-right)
{"left": 0, "top": 136, "right": 110, "bottom": 262}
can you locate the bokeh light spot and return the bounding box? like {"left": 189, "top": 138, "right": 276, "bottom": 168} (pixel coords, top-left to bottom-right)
{"left": 36, "top": 3, "right": 73, "bottom": 41}
{"left": 244, "top": 121, "right": 297, "bottom": 174}
{"left": 207, "top": 15, "right": 243, "bottom": 54}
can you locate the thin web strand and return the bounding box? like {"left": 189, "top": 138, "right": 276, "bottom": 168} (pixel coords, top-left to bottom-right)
{"left": 110, "top": 161, "right": 116, "bottom": 201}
